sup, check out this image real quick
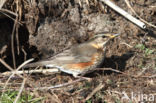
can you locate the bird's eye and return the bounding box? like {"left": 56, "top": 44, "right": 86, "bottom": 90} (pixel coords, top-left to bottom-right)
{"left": 102, "top": 36, "right": 106, "bottom": 38}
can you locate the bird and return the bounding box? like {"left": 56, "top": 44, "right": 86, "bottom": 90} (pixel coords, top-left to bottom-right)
{"left": 23, "top": 33, "right": 119, "bottom": 77}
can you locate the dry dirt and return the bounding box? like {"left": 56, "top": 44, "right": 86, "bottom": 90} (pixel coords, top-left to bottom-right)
{"left": 0, "top": 0, "right": 156, "bottom": 103}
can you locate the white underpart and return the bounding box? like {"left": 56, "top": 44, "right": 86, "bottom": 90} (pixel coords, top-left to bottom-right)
{"left": 56, "top": 56, "right": 75, "bottom": 60}
{"left": 46, "top": 64, "right": 80, "bottom": 77}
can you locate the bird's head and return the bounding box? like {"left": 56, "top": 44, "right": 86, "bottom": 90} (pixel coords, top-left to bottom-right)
{"left": 89, "top": 33, "right": 120, "bottom": 49}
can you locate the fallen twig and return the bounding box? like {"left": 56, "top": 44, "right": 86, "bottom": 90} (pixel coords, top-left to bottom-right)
{"left": 120, "top": 42, "right": 133, "bottom": 48}
{"left": 0, "top": 0, "right": 7, "bottom": 9}
{"left": 0, "top": 58, "right": 14, "bottom": 71}
{"left": 11, "top": 16, "right": 18, "bottom": 69}
{"left": 0, "top": 78, "right": 87, "bottom": 91}
{"left": 1, "top": 58, "right": 33, "bottom": 97}
{"left": 13, "top": 78, "right": 26, "bottom": 103}
{"left": 35, "top": 78, "right": 86, "bottom": 90}
{"left": 2, "top": 68, "right": 59, "bottom": 76}
{"left": 100, "top": 0, "right": 146, "bottom": 29}
{"left": 136, "top": 67, "right": 148, "bottom": 77}
{"left": 0, "top": 8, "right": 17, "bottom": 16}
{"left": 125, "top": 0, "right": 156, "bottom": 29}
{"left": 0, "top": 9, "right": 23, "bottom": 25}
{"left": 0, "top": 58, "right": 23, "bottom": 78}
{"left": 85, "top": 83, "right": 104, "bottom": 101}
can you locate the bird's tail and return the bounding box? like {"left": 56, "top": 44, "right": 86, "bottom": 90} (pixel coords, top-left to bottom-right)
{"left": 22, "top": 60, "right": 54, "bottom": 68}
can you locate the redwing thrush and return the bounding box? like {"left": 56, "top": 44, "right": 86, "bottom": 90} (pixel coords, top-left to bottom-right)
{"left": 23, "top": 33, "right": 119, "bottom": 77}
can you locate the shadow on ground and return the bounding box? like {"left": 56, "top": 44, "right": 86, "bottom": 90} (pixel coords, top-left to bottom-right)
{"left": 85, "top": 51, "right": 134, "bottom": 77}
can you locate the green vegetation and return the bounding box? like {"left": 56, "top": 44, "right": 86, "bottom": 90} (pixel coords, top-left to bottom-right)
{"left": 135, "top": 44, "right": 154, "bottom": 56}
{"left": 0, "top": 90, "right": 43, "bottom": 103}
{"left": 86, "top": 99, "right": 92, "bottom": 103}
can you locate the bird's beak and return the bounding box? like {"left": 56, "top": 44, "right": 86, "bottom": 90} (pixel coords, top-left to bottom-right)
{"left": 103, "top": 33, "right": 120, "bottom": 38}
{"left": 109, "top": 33, "right": 120, "bottom": 38}
{"left": 95, "top": 33, "right": 120, "bottom": 38}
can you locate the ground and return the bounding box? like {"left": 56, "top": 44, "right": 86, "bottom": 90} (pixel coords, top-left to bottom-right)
{"left": 0, "top": 0, "right": 156, "bottom": 103}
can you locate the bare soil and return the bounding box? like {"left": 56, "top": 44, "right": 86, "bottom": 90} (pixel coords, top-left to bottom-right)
{"left": 0, "top": 0, "right": 156, "bottom": 102}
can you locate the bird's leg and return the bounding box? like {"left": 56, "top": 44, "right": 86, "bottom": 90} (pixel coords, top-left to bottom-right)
{"left": 72, "top": 73, "right": 91, "bottom": 81}
{"left": 75, "top": 76, "right": 92, "bottom": 81}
